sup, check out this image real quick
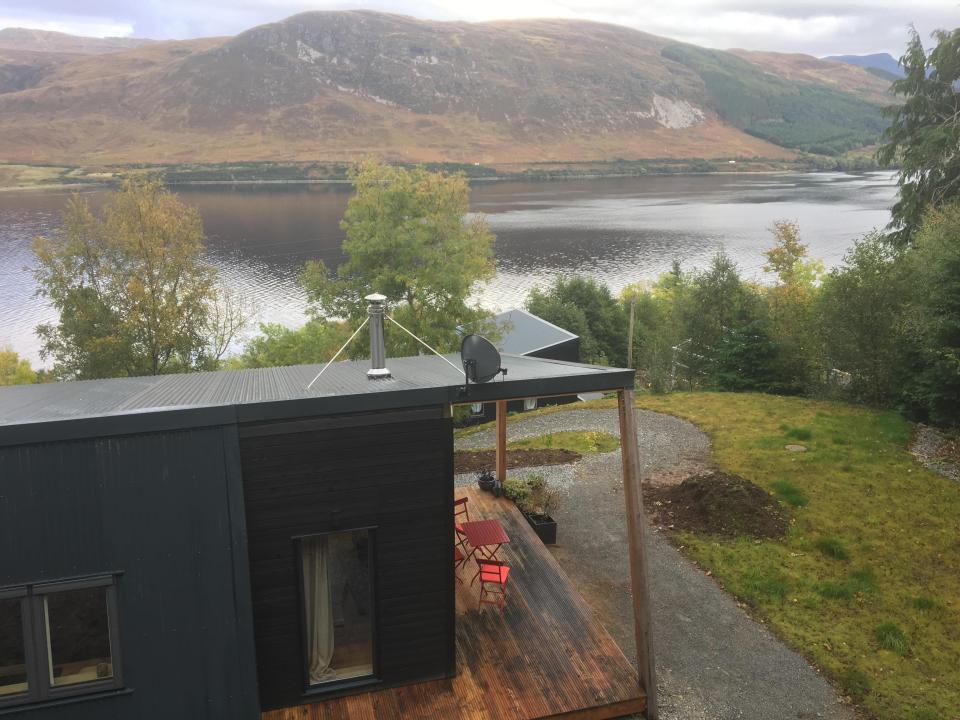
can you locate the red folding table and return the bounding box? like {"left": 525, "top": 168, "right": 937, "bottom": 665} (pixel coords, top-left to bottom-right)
{"left": 459, "top": 519, "right": 510, "bottom": 564}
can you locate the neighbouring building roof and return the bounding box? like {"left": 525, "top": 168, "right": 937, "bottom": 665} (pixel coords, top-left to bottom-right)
{"left": 487, "top": 309, "right": 578, "bottom": 356}
{"left": 0, "top": 353, "right": 631, "bottom": 446}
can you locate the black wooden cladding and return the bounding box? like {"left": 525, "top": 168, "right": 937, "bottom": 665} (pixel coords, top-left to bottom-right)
{"left": 0, "top": 427, "right": 259, "bottom": 720}
{"left": 239, "top": 411, "right": 456, "bottom": 711}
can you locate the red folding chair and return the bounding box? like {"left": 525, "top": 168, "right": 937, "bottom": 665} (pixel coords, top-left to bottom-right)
{"left": 454, "top": 496, "right": 471, "bottom": 555}
{"left": 453, "top": 497, "right": 473, "bottom": 583}
{"left": 454, "top": 546, "right": 467, "bottom": 584}
{"left": 476, "top": 559, "right": 510, "bottom": 610}
{"left": 454, "top": 497, "right": 470, "bottom": 530}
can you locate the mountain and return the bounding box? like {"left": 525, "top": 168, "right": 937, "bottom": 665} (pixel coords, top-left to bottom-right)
{"left": 0, "top": 27, "right": 153, "bottom": 54}
{"left": 824, "top": 53, "right": 905, "bottom": 80}
{"left": 0, "top": 27, "right": 156, "bottom": 95}
{"left": 0, "top": 12, "right": 893, "bottom": 166}
{"left": 0, "top": 48, "right": 76, "bottom": 94}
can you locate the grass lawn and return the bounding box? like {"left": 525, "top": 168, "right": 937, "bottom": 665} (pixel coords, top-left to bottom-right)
{"left": 632, "top": 392, "right": 959, "bottom": 720}
{"left": 507, "top": 430, "right": 619, "bottom": 455}
{"left": 0, "top": 164, "right": 72, "bottom": 188}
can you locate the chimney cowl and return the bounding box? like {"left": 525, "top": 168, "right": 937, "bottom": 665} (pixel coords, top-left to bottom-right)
{"left": 366, "top": 293, "right": 391, "bottom": 379}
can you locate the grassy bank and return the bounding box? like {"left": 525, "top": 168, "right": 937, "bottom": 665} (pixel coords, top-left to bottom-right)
{"left": 634, "top": 392, "right": 959, "bottom": 720}
{"left": 0, "top": 155, "right": 886, "bottom": 189}
{"left": 0, "top": 164, "right": 75, "bottom": 189}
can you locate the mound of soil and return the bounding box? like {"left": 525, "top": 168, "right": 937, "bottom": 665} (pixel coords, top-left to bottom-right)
{"left": 454, "top": 448, "right": 581, "bottom": 474}
{"left": 644, "top": 471, "right": 789, "bottom": 539}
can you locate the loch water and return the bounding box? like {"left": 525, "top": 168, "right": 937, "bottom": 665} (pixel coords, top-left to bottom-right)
{"left": 0, "top": 171, "right": 897, "bottom": 364}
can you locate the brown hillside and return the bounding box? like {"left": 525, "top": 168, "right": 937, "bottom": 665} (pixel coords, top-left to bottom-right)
{"left": 0, "top": 48, "right": 82, "bottom": 94}
{"left": 0, "top": 27, "right": 154, "bottom": 54}
{"left": 0, "top": 12, "right": 889, "bottom": 165}
{"left": 730, "top": 49, "right": 894, "bottom": 105}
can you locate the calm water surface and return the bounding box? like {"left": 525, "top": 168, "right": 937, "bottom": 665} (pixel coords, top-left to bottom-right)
{"left": 0, "top": 172, "right": 896, "bottom": 365}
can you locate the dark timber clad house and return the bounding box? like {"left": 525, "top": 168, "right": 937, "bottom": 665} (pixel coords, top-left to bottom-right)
{"left": 464, "top": 309, "right": 582, "bottom": 422}
{"left": 489, "top": 309, "right": 580, "bottom": 363}
{"left": 0, "top": 311, "right": 656, "bottom": 720}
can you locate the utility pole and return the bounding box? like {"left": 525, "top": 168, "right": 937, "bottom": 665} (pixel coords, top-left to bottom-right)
{"left": 627, "top": 296, "right": 636, "bottom": 368}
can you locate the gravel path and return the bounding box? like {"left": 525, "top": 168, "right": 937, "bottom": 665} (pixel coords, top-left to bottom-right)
{"left": 455, "top": 408, "right": 853, "bottom": 720}
{"left": 455, "top": 408, "right": 711, "bottom": 489}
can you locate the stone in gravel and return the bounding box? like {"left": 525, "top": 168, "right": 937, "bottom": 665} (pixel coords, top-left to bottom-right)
{"left": 785, "top": 444, "right": 808, "bottom": 452}
{"left": 910, "top": 424, "right": 960, "bottom": 482}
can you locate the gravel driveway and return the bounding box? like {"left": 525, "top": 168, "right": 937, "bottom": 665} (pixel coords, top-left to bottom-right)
{"left": 455, "top": 408, "right": 853, "bottom": 720}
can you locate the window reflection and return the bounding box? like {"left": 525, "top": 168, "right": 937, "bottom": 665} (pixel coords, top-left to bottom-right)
{"left": 301, "top": 530, "right": 373, "bottom": 685}
{"left": 0, "top": 598, "right": 27, "bottom": 697}
{"left": 44, "top": 588, "right": 113, "bottom": 687}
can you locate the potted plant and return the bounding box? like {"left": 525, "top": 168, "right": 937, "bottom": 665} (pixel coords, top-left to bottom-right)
{"left": 476, "top": 467, "right": 496, "bottom": 493}
{"left": 520, "top": 474, "right": 559, "bottom": 545}
{"left": 503, "top": 474, "right": 559, "bottom": 545}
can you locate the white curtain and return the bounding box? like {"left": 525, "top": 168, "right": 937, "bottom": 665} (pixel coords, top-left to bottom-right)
{"left": 302, "top": 536, "right": 335, "bottom": 684}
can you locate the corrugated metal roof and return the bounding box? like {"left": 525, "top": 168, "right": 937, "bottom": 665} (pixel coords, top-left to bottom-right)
{"left": 488, "top": 309, "right": 578, "bottom": 355}
{"left": 0, "top": 353, "right": 631, "bottom": 438}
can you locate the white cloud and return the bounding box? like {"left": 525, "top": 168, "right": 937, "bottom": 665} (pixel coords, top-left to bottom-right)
{"left": 3, "top": 0, "right": 957, "bottom": 55}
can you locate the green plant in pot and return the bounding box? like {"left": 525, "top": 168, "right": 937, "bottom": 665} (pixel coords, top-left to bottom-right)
{"left": 476, "top": 467, "right": 496, "bottom": 493}
{"left": 502, "top": 477, "right": 531, "bottom": 506}
{"left": 506, "top": 473, "right": 560, "bottom": 544}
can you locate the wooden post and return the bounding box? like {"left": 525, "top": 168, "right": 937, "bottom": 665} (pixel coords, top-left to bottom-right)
{"left": 617, "top": 388, "right": 657, "bottom": 719}
{"left": 495, "top": 400, "right": 508, "bottom": 484}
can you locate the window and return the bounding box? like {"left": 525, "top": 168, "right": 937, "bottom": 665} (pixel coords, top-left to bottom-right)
{"left": 0, "top": 576, "right": 121, "bottom": 708}
{"left": 470, "top": 402, "right": 484, "bottom": 416}
{"left": 299, "top": 530, "right": 375, "bottom": 690}
{"left": 523, "top": 398, "right": 538, "bottom": 411}
{"left": 0, "top": 596, "right": 28, "bottom": 698}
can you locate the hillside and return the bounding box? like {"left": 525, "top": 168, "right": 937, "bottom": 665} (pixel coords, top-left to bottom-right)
{"left": 0, "top": 12, "right": 893, "bottom": 165}
{"left": 824, "top": 52, "right": 905, "bottom": 79}
{"left": 665, "top": 44, "right": 891, "bottom": 154}
{"left": 0, "top": 27, "right": 153, "bottom": 54}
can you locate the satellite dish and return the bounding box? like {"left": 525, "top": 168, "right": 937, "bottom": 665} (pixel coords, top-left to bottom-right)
{"left": 461, "top": 334, "right": 505, "bottom": 384}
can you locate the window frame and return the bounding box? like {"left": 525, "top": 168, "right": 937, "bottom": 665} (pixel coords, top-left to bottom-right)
{"left": 0, "top": 574, "right": 123, "bottom": 709}
{"left": 294, "top": 527, "right": 379, "bottom": 696}
{"left": 0, "top": 586, "right": 32, "bottom": 708}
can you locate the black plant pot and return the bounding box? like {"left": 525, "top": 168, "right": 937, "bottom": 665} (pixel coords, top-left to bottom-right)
{"left": 524, "top": 512, "right": 557, "bottom": 545}
{"left": 478, "top": 477, "right": 496, "bottom": 493}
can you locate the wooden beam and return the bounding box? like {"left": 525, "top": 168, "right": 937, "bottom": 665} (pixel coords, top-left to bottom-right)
{"left": 617, "top": 388, "right": 658, "bottom": 720}
{"left": 450, "top": 387, "right": 625, "bottom": 408}
{"left": 495, "top": 399, "right": 508, "bottom": 483}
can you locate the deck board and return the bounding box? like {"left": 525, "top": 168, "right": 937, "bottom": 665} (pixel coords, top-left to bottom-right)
{"left": 262, "top": 488, "right": 645, "bottom": 720}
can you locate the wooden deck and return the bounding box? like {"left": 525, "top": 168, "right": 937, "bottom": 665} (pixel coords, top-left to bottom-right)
{"left": 262, "top": 487, "right": 645, "bottom": 720}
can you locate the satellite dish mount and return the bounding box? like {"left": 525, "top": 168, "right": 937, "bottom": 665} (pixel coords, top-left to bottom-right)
{"left": 460, "top": 334, "right": 506, "bottom": 397}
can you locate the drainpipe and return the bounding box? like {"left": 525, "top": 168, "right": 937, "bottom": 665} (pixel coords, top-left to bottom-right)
{"left": 366, "top": 293, "right": 391, "bottom": 379}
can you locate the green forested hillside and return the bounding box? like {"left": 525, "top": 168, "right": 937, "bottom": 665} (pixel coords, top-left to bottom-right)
{"left": 663, "top": 43, "right": 889, "bottom": 154}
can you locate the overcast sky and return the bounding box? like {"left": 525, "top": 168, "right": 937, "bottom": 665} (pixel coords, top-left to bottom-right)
{"left": 1, "top": 0, "right": 956, "bottom": 56}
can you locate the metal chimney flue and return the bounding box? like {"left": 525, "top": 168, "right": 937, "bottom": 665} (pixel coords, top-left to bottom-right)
{"left": 365, "top": 293, "right": 391, "bottom": 379}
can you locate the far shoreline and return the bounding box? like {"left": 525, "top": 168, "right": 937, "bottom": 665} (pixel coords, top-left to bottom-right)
{"left": 0, "top": 155, "right": 890, "bottom": 191}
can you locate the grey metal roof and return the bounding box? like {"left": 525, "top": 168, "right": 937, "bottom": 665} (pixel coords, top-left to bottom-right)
{"left": 489, "top": 309, "right": 578, "bottom": 355}
{"left": 0, "top": 352, "right": 632, "bottom": 446}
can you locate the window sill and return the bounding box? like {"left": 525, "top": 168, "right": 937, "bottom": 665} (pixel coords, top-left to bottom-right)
{"left": 301, "top": 675, "right": 380, "bottom": 700}
{"left": 0, "top": 688, "right": 133, "bottom": 716}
